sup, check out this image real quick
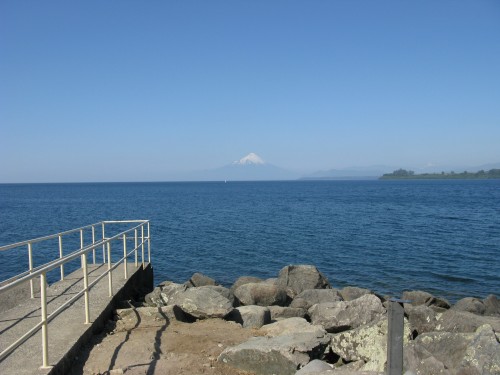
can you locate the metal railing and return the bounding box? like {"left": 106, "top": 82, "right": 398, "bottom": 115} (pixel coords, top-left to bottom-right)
{"left": 0, "top": 220, "right": 151, "bottom": 369}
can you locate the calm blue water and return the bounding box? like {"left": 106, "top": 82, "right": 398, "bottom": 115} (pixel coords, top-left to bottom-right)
{"left": 0, "top": 180, "right": 499, "bottom": 302}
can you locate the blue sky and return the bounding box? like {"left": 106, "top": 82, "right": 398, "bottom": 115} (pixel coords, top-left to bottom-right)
{"left": 1, "top": 1, "right": 499, "bottom": 182}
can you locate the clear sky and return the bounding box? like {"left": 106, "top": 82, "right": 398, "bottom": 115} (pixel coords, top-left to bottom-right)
{"left": 1, "top": 1, "right": 499, "bottom": 182}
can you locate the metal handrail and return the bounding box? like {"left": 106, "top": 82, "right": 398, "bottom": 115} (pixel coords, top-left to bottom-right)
{"left": 0, "top": 220, "right": 151, "bottom": 369}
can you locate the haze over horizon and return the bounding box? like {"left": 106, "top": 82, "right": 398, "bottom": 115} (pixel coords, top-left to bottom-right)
{"left": 1, "top": 1, "right": 499, "bottom": 183}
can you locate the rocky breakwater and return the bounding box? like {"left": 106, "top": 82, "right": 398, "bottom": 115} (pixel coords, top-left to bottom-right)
{"left": 127, "top": 264, "right": 500, "bottom": 375}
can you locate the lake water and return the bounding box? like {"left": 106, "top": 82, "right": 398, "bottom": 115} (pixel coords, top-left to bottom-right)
{"left": 0, "top": 180, "right": 498, "bottom": 302}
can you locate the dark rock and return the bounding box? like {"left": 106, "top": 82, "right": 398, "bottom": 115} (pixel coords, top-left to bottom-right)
{"left": 405, "top": 304, "right": 438, "bottom": 335}
{"left": 402, "top": 290, "right": 450, "bottom": 309}
{"left": 268, "top": 306, "right": 307, "bottom": 321}
{"left": 234, "top": 282, "right": 287, "bottom": 307}
{"left": 290, "top": 289, "right": 343, "bottom": 310}
{"left": 435, "top": 310, "right": 500, "bottom": 333}
{"left": 226, "top": 305, "right": 271, "bottom": 329}
{"left": 483, "top": 294, "right": 500, "bottom": 317}
{"left": 185, "top": 272, "right": 217, "bottom": 287}
{"left": 168, "top": 287, "right": 233, "bottom": 319}
{"left": 452, "top": 297, "right": 486, "bottom": 315}
{"left": 219, "top": 331, "right": 330, "bottom": 375}
{"left": 309, "top": 294, "right": 385, "bottom": 333}
{"left": 277, "top": 265, "right": 331, "bottom": 298}
{"left": 340, "top": 286, "right": 372, "bottom": 301}
{"left": 231, "top": 276, "right": 264, "bottom": 292}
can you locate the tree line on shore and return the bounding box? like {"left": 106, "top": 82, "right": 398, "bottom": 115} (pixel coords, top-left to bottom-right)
{"left": 380, "top": 168, "right": 500, "bottom": 179}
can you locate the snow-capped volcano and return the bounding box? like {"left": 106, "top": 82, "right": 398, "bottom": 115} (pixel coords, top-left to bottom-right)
{"left": 233, "top": 153, "right": 266, "bottom": 165}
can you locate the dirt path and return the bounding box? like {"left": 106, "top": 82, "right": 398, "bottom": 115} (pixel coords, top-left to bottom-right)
{"left": 69, "top": 315, "right": 258, "bottom": 375}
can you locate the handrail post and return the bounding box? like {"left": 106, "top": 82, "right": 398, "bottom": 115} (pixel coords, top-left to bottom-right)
{"left": 107, "top": 242, "right": 113, "bottom": 297}
{"left": 123, "top": 234, "right": 128, "bottom": 279}
{"left": 82, "top": 252, "right": 90, "bottom": 324}
{"left": 40, "top": 272, "right": 49, "bottom": 369}
{"left": 91, "top": 225, "right": 96, "bottom": 265}
{"left": 147, "top": 221, "right": 151, "bottom": 263}
{"left": 28, "top": 242, "right": 34, "bottom": 298}
{"left": 58, "top": 235, "right": 64, "bottom": 280}
{"left": 102, "top": 222, "right": 106, "bottom": 264}
{"left": 141, "top": 225, "right": 145, "bottom": 269}
{"left": 387, "top": 298, "right": 406, "bottom": 375}
{"left": 80, "top": 229, "right": 84, "bottom": 268}
{"left": 134, "top": 229, "right": 138, "bottom": 267}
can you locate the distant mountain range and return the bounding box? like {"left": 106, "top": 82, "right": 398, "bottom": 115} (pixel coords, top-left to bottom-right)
{"left": 166, "top": 155, "right": 500, "bottom": 181}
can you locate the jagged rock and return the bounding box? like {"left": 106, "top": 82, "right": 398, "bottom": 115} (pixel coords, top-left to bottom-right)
{"left": 144, "top": 286, "right": 164, "bottom": 307}
{"left": 168, "top": 287, "right": 233, "bottom": 319}
{"left": 402, "top": 290, "right": 450, "bottom": 309}
{"left": 290, "top": 289, "right": 343, "bottom": 310}
{"left": 234, "top": 282, "right": 287, "bottom": 306}
{"left": 403, "top": 341, "right": 453, "bottom": 375}
{"left": 268, "top": 306, "right": 307, "bottom": 321}
{"left": 226, "top": 305, "right": 271, "bottom": 328}
{"left": 197, "top": 285, "right": 236, "bottom": 306}
{"left": 340, "top": 286, "right": 372, "bottom": 301}
{"left": 483, "top": 294, "right": 500, "bottom": 317}
{"left": 143, "top": 281, "right": 188, "bottom": 307}
{"left": 330, "top": 317, "right": 411, "bottom": 373}
{"left": 460, "top": 324, "right": 500, "bottom": 375}
{"left": 309, "top": 294, "right": 386, "bottom": 333}
{"left": 412, "top": 331, "right": 474, "bottom": 370}
{"left": 452, "top": 297, "right": 486, "bottom": 315}
{"left": 260, "top": 317, "right": 326, "bottom": 337}
{"left": 435, "top": 309, "right": 500, "bottom": 333}
{"left": 231, "top": 276, "right": 263, "bottom": 292}
{"left": 404, "top": 324, "right": 500, "bottom": 375}
{"left": 405, "top": 304, "right": 438, "bottom": 335}
{"left": 277, "top": 265, "right": 331, "bottom": 298}
{"left": 185, "top": 272, "right": 217, "bottom": 287}
{"left": 218, "top": 331, "right": 330, "bottom": 375}
{"left": 114, "top": 305, "right": 191, "bottom": 331}
{"left": 295, "top": 359, "right": 333, "bottom": 374}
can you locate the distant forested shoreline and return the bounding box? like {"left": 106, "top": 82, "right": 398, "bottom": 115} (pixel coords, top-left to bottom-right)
{"left": 380, "top": 168, "right": 500, "bottom": 180}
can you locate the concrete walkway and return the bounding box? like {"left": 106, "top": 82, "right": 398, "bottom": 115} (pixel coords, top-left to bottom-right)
{"left": 0, "top": 262, "right": 153, "bottom": 375}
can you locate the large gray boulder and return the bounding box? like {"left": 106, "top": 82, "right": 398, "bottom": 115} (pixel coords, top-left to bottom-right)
{"left": 403, "top": 324, "right": 500, "bottom": 375}
{"left": 269, "top": 306, "right": 307, "bottom": 321}
{"left": 452, "top": 297, "right": 486, "bottom": 315}
{"left": 260, "top": 317, "right": 326, "bottom": 337}
{"left": 185, "top": 272, "right": 217, "bottom": 287}
{"left": 330, "top": 317, "right": 411, "bottom": 373}
{"left": 340, "top": 286, "right": 372, "bottom": 301}
{"left": 435, "top": 309, "right": 500, "bottom": 333}
{"left": 218, "top": 331, "right": 330, "bottom": 375}
{"left": 226, "top": 305, "right": 271, "bottom": 329}
{"left": 309, "top": 294, "right": 386, "bottom": 333}
{"left": 168, "top": 287, "right": 233, "bottom": 319}
{"left": 114, "top": 305, "right": 191, "bottom": 331}
{"left": 483, "top": 294, "right": 500, "bottom": 317}
{"left": 277, "top": 265, "right": 331, "bottom": 298}
{"left": 295, "top": 359, "right": 333, "bottom": 374}
{"left": 231, "top": 276, "right": 264, "bottom": 292}
{"left": 234, "top": 282, "right": 287, "bottom": 306}
{"left": 402, "top": 290, "right": 450, "bottom": 309}
{"left": 405, "top": 304, "right": 438, "bottom": 335}
{"left": 197, "top": 285, "right": 236, "bottom": 306}
{"left": 460, "top": 324, "right": 500, "bottom": 375}
{"left": 290, "top": 289, "right": 343, "bottom": 310}
{"left": 144, "top": 281, "right": 187, "bottom": 307}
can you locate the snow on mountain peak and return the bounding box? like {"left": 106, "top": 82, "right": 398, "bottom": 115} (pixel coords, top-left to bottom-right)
{"left": 233, "top": 153, "right": 266, "bottom": 165}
